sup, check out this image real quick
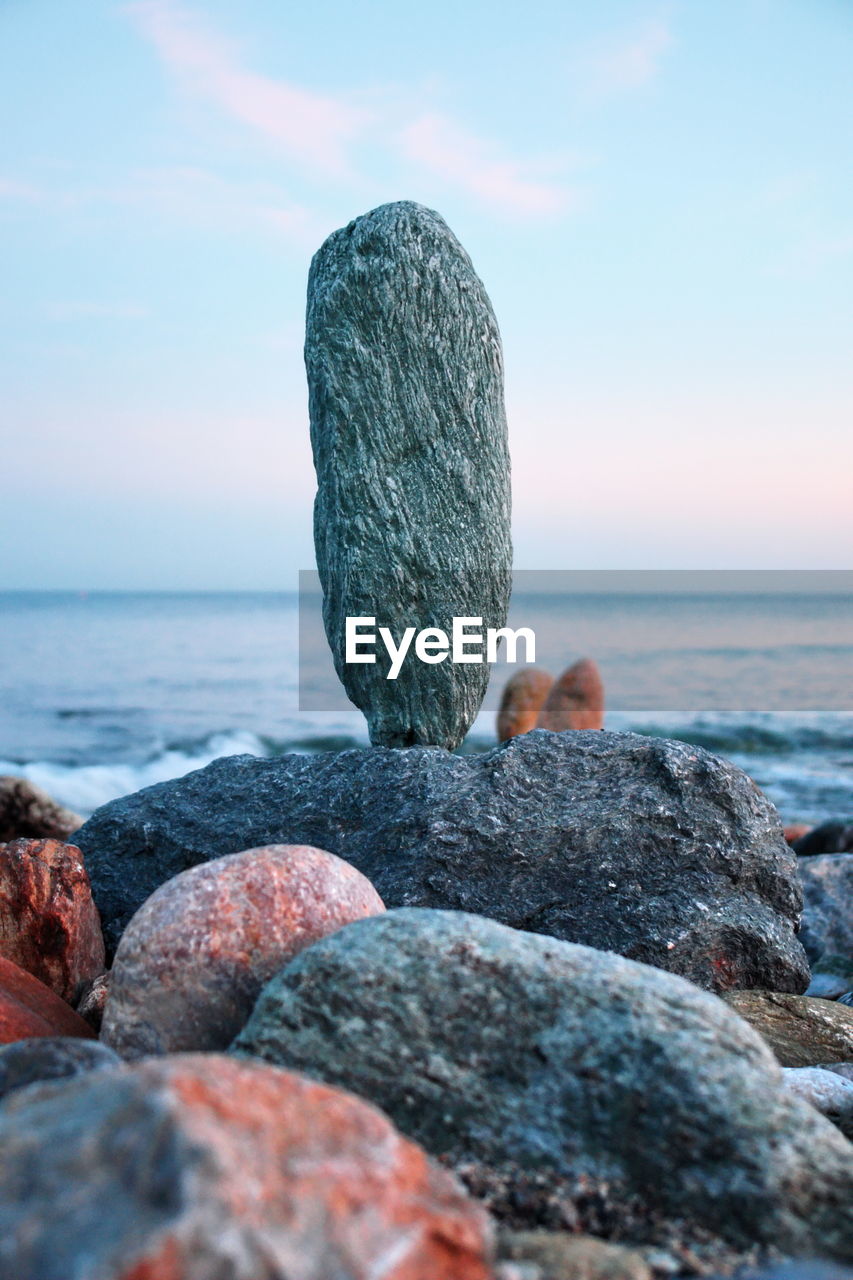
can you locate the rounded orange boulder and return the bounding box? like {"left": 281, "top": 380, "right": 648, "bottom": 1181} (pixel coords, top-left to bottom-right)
{"left": 0, "top": 838, "right": 105, "bottom": 1001}
{"left": 102, "top": 844, "right": 385, "bottom": 1058}
{"left": 0, "top": 955, "right": 95, "bottom": 1044}
{"left": 0, "top": 1053, "right": 494, "bottom": 1280}
{"left": 536, "top": 657, "right": 605, "bottom": 731}
{"left": 496, "top": 668, "right": 553, "bottom": 741}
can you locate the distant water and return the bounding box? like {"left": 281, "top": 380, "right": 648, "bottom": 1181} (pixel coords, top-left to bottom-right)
{"left": 0, "top": 590, "right": 850, "bottom": 825}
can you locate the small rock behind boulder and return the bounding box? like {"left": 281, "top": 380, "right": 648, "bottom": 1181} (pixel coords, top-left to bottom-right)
{"left": 0, "top": 1037, "right": 119, "bottom": 1104}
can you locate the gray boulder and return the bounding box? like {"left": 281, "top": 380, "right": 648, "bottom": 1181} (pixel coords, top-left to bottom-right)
{"left": 0, "top": 1038, "right": 119, "bottom": 1104}
{"left": 75, "top": 731, "right": 809, "bottom": 991}
{"left": 232, "top": 909, "right": 853, "bottom": 1256}
{"left": 799, "top": 854, "right": 853, "bottom": 965}
{"left": 306, "top": 201, "right": 512, "bottom": 749}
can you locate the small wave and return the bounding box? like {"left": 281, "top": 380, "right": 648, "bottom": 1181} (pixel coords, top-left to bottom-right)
{"left": 0, "top": 731, "right": 270, "bottom": 818}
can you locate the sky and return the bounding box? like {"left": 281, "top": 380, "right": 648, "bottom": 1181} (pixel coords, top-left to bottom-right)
{"left": 1, "top": 0, "right": 851, "bottom": 589}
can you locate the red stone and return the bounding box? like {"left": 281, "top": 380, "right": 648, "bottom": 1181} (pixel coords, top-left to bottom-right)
{"left": 784, "top": 824, "right": 811, "bottom": 845}
{"left": 0, "top": 1053, "right": 494, "bottom": 1280}
{"left": 103, "top": 844, "right": 386, "bottom": 1058}
{"left": 0, "top": 838, "right": 105, "bottom": 1002}
{"left": 536, "top": 658, "right": 605, "bottom": 731}
{"left": 0, "top": 955, "right": 96, "bottom": 1043}
{"left": 496, "top": 669, "right": 554, "bottom": 741}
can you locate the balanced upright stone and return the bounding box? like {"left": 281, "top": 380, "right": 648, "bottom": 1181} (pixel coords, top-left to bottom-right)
{"left": 306, "top": 201, "right": 512, "bottom": 749}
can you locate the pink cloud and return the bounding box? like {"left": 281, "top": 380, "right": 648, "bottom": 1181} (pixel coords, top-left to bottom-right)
{"left": 581, "top": 18, "right": 673, "bottom": 98}
{"left": 399, "top": 114, "right": 568, "bottom": 217}
{"left": 125, "top": 1, "right": 370, "bottom": 174}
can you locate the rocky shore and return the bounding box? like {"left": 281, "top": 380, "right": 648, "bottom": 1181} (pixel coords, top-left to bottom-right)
{"left": 0, "top": 738, "right": 851, "bottom": 1279}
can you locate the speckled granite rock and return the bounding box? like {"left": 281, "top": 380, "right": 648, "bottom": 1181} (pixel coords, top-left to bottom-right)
{"left": 0, "top": 1037, "right": 119, "bottom": 1103}
{"left": 0, "top": 1053, "right": 494, "bottom": 1280}
{"left": 798, "top": 854, "right": 853, "bottom": 964}
{"left": 0, "top": 955, "right": 95, "bottom": 1044}
{"left": 496, "top": 1230, "right": 651, "bottom": 1280}
{"left": 782, "top": 1066, "right": 853, "bottom": 1137}
{"left": 306, "top": 200, "right": 512, "bottom": 750}
{"left": 725, "top": 990, "right": 853, "bottom": 1066}
{"left": 75, "top": 731, "right": 808, "bottom": 991}
{"left": 232, "top": 910, "right": 853, "bottom": 1257}
{"left": 102, "top": 844, "right": 384, "bottom": 1058}
{"left": 0, "top": 838, "right": 104, "bottom": 1001}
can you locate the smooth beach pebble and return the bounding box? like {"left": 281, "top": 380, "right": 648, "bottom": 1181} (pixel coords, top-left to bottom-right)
{"left": 0, "top": 1053, "right": 493, "bottom": 1280}
{"left": 496, "top": 668, "right": 553, "bottom": 741}
{"left": 0, "top": 1037, "right": 120, "bottom": 1103}
{"left": 0, "top": 838, "right": 105, "bottom": 1002}
{"left": 0, "top": 955, "right": 95, "bottom": 1043}
{"left": 782, "top": 1066, "right": 853, "bottom": 1137}
{"left": 101, "top": 844, "right": 385, "bottom": 1059}
{"left": 536, "top": 657, "right": 605, "bottom": 731}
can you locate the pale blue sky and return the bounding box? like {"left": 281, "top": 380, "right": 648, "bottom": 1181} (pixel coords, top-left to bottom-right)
{"left": 1, "top": 0, "right": 851, "bottom": 587}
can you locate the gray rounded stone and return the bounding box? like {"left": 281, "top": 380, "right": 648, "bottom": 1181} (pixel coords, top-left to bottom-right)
{"left": 74, "top": 731, "right": 809, "bottom": 992}
{"left": 0, "top": 1037, "right": 120, "bottom": 1103}
{"left": 306, "top": 200, "right": 512, "bottom": 750}
{"left": 232, "top": 909, "right": 853, "bottom": 1257}
{"left": 782, "top": 1066, "right": 853, "bottom": 1138}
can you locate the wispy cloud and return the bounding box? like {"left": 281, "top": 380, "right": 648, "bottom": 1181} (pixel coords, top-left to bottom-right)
{"left": 124, "top": 2, "right": 571, "bottom": 219}
{"left": 124, "top": 0, "right": 371, "bottom": 175}
{"left": 578, "top": 18, "right": 673, "bottom": 100}
{"left": 399, "top": 114, "right": 568, "bottom": 217}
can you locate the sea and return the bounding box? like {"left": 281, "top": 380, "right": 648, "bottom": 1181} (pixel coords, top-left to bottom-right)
{"left": 0, "top": 588, "right": 851, "bottom": 826}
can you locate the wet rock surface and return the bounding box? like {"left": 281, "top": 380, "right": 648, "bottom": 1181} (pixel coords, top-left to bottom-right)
{"left": 0, "top": 955, "right": 96, "bottom": 1043}
{"left": 232, "top": 909, "right": 853, "bottom": 1256}
{"left": 102, "top": 844, "right": 384, "bottom": 1058}
{"left": 75, "top": 731, "right": 809, "bottom": 991}
{"left": 0, "top": 1037, "right": 119, "bottom": 1103}
{"left": 0, "top": 838, "right": 104, "bottom": 1001}
{"left": 724, "top": 990, "right": 853, "bottom": 1067}
{"left": 0, "top": 1052, "right": 494, "bottom": 1280}
{"left": 306, "top": 200, "right": 512, "bottom": 750}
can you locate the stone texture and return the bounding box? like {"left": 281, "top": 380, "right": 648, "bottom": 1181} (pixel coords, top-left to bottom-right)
{"left": 725, "top": 990, "right": 853, "bottom": 1067}
{"left": 497, "top": 669, "right": 554, "bottom": 741}
{"left": 0, "top": 955, "right": 95, "bottom": 1043}
{"left": 0, "top": 1052, "right": 494, "bottom": 1280}
{"left": 232, "top": 909, "right": 853, "bottom": 1257}
{"left": 306, "top": 200, "right": 512, "bottom": 750}
{"left": 784, "top": 823, "right": 812, "bottom": 845}
{"left": 536, "top": 659, "right": 605, "bottom": 731}
{"left": 806, "top": 955, "right": 853, "bottom": 1000}
{"left": 75, "top": 970, "right": 109, "bottom": 1031}
{"left": 496, "top": 1231, "right": 651, "bottom": 1280}
{"left": 782, "top": 1066, "right": 853, "bottom": 1138}
{"left": 0, "top": 837, "right": 104, "bottom": 1001}
{"left": 0, "top": 776, "right": 82, "bottom": 843}
{"left": 793, "top": 821, "right": 853, "bottom": 856}
{"left": 75, "top": 731, "right": 809, "bottom": 991}
{"left": 102, "top": 844, "right": 385, "bottom": 1059}
{"left": 798, "top": 854, "right": 853, "bottom": 964}
{"left": 0, "top": 1037, "right": 120, "bottom": 1103}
